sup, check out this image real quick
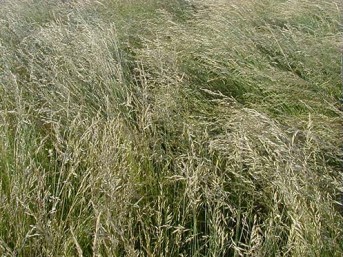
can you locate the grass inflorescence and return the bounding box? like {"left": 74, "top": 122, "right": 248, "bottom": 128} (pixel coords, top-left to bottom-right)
{"left": 0, "top": 0, "right": 342, "bottom": 256}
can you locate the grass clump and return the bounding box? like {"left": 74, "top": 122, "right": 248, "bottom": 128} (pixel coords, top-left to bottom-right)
{"left": 0, "top": 0, "right": 342, "bottom": 256}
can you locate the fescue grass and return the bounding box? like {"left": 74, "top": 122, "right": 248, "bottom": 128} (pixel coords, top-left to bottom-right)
{"left": 0, "top": 0, "right": 342, "bottom": 256}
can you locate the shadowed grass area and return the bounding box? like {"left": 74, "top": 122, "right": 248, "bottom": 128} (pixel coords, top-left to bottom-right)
{"left": 0, "top": 0, "right": 342, "bottom": 256}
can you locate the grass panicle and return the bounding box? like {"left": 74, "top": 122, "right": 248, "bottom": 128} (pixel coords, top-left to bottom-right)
{"left": 0, "top": 0, "right": 342, "bottom": 256}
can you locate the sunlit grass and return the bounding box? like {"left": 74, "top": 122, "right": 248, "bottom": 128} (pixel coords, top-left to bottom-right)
{"left": 0, "top": 0, "right": 342, "bottom": 256}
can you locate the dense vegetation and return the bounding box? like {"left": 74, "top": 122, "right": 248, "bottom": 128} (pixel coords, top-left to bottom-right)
{"left": 0, "top": 0, "right": 342, "bottom": 256}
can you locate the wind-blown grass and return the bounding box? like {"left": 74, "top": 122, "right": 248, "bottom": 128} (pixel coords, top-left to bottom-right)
{"left": 0, "top": 0, "right": 342, "bottom": 256}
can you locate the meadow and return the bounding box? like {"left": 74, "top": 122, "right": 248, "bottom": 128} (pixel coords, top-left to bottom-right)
{"left": 0, "top": 0, "right": 342, "bottom": 256}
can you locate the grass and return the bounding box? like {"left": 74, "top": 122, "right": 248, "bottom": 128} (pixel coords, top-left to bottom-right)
{"left": 0, "top": 0, "right": 342, "bottom": 256}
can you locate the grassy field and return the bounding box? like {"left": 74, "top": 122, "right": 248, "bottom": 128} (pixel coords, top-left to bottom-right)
{"left": 0, "top": 0, "right": 342, "bottom": 256}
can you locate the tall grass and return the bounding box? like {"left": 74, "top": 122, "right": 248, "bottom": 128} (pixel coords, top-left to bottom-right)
{"left": 0, "top": 0, "right": 342, "bottom": 256}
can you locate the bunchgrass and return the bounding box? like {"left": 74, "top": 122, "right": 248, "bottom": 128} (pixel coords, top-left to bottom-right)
{"left": 0, "top": 0, "right": 342, "bottom": 256}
